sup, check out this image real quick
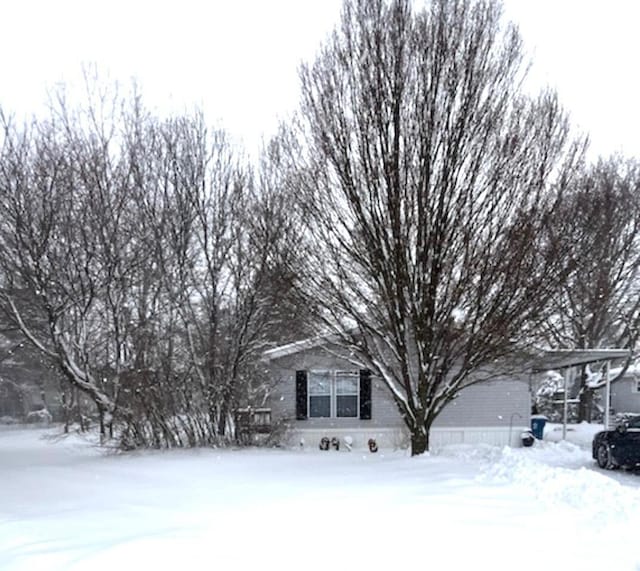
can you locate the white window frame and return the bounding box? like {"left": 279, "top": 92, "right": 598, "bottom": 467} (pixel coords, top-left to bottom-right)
{"left": 633, "top": 376, "right": 640, "bottom": 394}
{"left": 307, "top": 370, "right": 360, "bottom": 419}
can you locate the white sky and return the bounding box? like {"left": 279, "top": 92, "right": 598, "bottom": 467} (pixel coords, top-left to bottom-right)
{"left": 1, "top": 0, "right": 638, "bottom": 160}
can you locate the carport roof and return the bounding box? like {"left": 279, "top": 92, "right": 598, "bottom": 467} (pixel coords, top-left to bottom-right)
{"left": 533, "top": 349, "right": 630, "bottom": 371}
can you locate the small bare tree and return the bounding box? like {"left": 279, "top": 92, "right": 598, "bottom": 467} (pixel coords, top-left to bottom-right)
{"left": 544, "top": 157, "right": 640, "bottom": 420}
{"left": 0, "top": 86, "right": 172, "bottom": 441}
{"left": 117, "top": 107, "right": 303, "bottom": 447}
{"left": 0, "top": 112, "right": 121, "bottom": 440}
{"left": 155, "top": 127, "right": 303, "bottom": 441}
{"left": 295, "top": 0, "right": 583, "bottom": 454}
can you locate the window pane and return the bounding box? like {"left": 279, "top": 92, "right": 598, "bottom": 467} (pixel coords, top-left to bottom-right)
{"left": 309, "top": 372, "right": 331, "bottom": 395}
{"left": 336, "top": 376, "right": 358, "bottom": 395}
{"left": 310, "top": 395, "right": 331, "bottom": 418}
{"left": 337, "top": 395, "right": 358, "bottom": 417}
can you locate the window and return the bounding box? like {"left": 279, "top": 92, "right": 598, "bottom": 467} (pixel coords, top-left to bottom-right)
{"left": 307, "top": 370, "right": 359, "bottom": 418}
{"left": 633, "top": 376, "right": 640, "bottom": 394}
{"left": 336, "top": 372, "right": 358, "bottom": 417}
{"left": 296, "top": 369, "right": 371, "bottom": 420}
{"left": 309, "top": 371, "right": 331, "bottom": 418}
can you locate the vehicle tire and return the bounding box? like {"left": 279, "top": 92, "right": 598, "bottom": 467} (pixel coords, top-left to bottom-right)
{"left": 596, "top": 443, "right": 617, "bottom": 470}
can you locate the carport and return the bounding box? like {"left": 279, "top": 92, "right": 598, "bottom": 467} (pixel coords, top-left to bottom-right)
{"left": 533, "top": 349, "right": 631, "bottom": 438}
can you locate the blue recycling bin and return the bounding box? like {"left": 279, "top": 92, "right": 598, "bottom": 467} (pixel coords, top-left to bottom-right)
{"left": 530, "top": 416, "right": 547, "bottom": 440}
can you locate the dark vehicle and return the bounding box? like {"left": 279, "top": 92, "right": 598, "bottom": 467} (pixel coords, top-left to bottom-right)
{"left": 592, "top": 415, "right": 640, "bottom": 469}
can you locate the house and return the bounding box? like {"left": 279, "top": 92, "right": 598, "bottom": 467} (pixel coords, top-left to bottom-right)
{"left": 263, "top": 336, "right": 532, "bottom": 450}
{"left": 596, "top": 362, "right": 640, "bottom": 417}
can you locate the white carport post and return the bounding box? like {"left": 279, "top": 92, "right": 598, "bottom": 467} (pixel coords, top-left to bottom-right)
{"left": 604, "top": 360, "right": 611, "bottom": 430}
{"left": 538, "top": 349, "right": 629, "bottom": 440}
{"left": 562, "top": 367, "right": 570, "bottom": 440}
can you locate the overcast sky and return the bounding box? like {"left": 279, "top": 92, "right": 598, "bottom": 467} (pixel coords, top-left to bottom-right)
{"left": 1, "top": 0, "right": 638, "bottom": 160}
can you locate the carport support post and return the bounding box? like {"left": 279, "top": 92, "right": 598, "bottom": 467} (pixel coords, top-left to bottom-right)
{"left": 604, "top": 360, "right": 611, "bottom": 430}
{"left": 562, "top": 367, "right": 570, "bottom": 440}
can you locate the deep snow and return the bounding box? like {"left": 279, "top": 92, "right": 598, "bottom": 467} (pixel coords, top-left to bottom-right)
{"left": 1, "top": 426, "right": 640, "bottom": 571}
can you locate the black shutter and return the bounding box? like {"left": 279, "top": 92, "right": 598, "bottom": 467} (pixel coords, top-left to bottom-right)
{"left": 296, "top": 370, "right": 308, "bottom": 420}
{"left": 359, "top": 369, "right": 372, "bottom": 420}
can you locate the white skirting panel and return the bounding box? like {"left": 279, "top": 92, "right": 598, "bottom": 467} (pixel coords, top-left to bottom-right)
{"left": 291, "top": 428, "right": 408, "bottom": 450}
{"left": 430, "top": 426, "right": 530, "bottom": 449}
{"left": 289, "top": 425, "right": 530, "bottom": 450}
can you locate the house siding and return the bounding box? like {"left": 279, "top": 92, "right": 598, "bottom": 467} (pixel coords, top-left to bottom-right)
{"left": 434, "top": 378, "right": 530, "bottom": 429}
{"left": 266, "top": 345, "right": 532, "bottom": 449}
{"left": 603, "top": 377, "right": 640, "bottom": 415}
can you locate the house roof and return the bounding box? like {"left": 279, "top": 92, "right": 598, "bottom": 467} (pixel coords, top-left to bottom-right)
{"left": 262, "top": 326, "right": 360, "bottom": 362}
{"left": 264, "top": 334, "right": 631, "bottom": 372}
{"left": 262, "top": 334, "right": 338, "bottom": 361}
{"left": 606, "top": 362, "right": 640, "bottom": 379}
{"left": 533, "top": 349, "right": 631, "bottom": 371}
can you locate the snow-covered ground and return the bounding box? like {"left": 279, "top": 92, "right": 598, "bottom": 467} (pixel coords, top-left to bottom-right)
{"left": 1, "top": 426, "right": 640, "bottom": 571}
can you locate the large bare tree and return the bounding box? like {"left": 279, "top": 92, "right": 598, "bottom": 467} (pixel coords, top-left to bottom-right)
{"left": 295, "top": 0, "right": 583, "bottom": 454}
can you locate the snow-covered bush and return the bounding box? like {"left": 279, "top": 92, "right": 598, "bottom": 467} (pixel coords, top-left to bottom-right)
{"left": 25, "top": 408, "right": 52, "bottom": 424}
{"left": 533, "top": 372, "right": 566, "bottom": 421}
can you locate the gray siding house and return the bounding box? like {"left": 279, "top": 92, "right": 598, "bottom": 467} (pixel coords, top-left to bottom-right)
{"left": 263, "top": 337, "right": 531, "bottom": 450}
{"left": 599, "top": 364, "right": 640, "bottom": 416}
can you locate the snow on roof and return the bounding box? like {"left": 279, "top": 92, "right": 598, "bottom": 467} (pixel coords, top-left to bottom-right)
{"left": 533, "top": 349, "right": 630, "bottom": 371}
{"left": 611, "top": 362, "right": 640, "bottom": 377}
{"left": 262, "top": 334, "right": 337, "bottom": 361}
{"left": 586, "top": 361, "right": 640, "bottom": 388}
{"left": 262, "top": 326, "right": 360, "bottom": 362}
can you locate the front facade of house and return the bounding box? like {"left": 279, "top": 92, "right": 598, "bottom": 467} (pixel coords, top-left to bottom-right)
{"left": 264, "top": 339, "right": 531, "bottom": 450}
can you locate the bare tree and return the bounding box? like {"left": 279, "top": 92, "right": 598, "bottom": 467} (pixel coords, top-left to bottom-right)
{"left": 154, "top": 125, "right": 304, "bottom": 441}
{"left": 114, "top": 105, "right": 303, "bottom": 447}
{"left": 0, "top": 117, "right": 116, "bottom": 440}
{"left": 544, "top": 157, "right": 640, "bottom": 420}
{"left": 0, "top": 84, "right": 150, "bottom": 440}
{"left": 295, "top": 0, "right": 583, "bottom": 454}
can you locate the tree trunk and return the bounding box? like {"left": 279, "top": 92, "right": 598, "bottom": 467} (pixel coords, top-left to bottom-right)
{"left": 97, "top": 404, "right": 114, "bottom": 444}
{"left": 207, "top": 397, "right": 219, "bottom": 444}
{"left": 61, "top": 391, "right": 70, "bottom": 434}
{"left": 218, "top": 393, "right": 229, "bottom": 437}
{"left": 578, "top": 387, "right": 594, "bottom": 423}
{"left": 577, "top": 364, "right": 592, "bottom": 422}
{"left": 98, "top": 406, "right": 106, "bottom": 443}
{"left": 410, "top": 427, "right": 429, "bottom": 456}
